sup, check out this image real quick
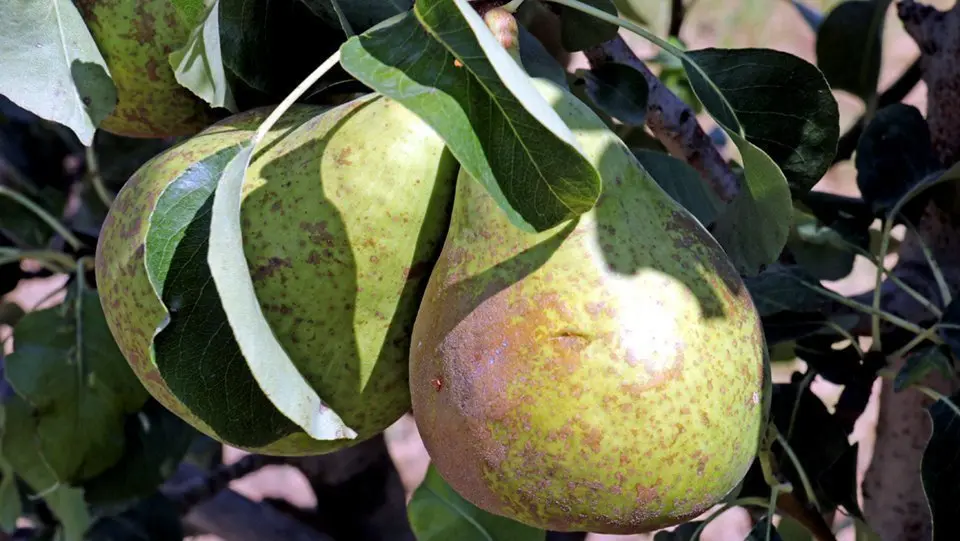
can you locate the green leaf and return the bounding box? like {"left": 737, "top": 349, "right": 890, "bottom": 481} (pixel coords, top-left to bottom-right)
{"left": 144, "top": 145, "right": 310, "bottom": 447}
{"left": 0, "top": 456, "right": 21, "bottom": 533}
{"left": 560, "top": 0, "right": 620, "bottom": 52}
{"left": 633, "top": 149, "right": 723, "bottom": 226}
{"left": 685, "top": 48, "right": 839, "bottom": 196}
{"left": 855, "top": 104, "right": 942, "bottom": 215}
{"left": 169, "top": 0, "right": 238, "bottom": 112}
{"left": 682, "top": 48, "right": 839, "bottom": 273}
{"left": 894, "top": 346, "right": 953, "bottom": 393}
{"left": 207, "top": 143, "right": 357, "bottom": 441}
{"left": 0, "top": 0, "right": 118, "bottom": 146}
{"left": 708, "top": 140, "right": 793, "bottom": 274}
{"left": 787, "top": 209, "right": 857, "bottom": 282}
{"left": 4, "top": 285, "right": 150, "bottom": 484}
{"left": 340, "top": 1, "right": 602, "bottom": 232}
{"left": 815, "top": 0, "right": 886, "bottom": 102}
{"left": 581, "top": 62, "right": 650, "bottom": 126}
{"left": 408, "top": 465, "right": 546, "bottom": 541}
{"left": 921, "top": 391, "right": 960, "bottom": 541}
{"left": 776, "top": 515, "right": 813, "bottom": 541}
{"left": 1, "top": 395, "right": 92, "bottom": 541}
{"left": 81, "top": 400, "right": 197, "bottom": 504}
{"left": 743, "top": 263, "right": 829, "bottom": 317}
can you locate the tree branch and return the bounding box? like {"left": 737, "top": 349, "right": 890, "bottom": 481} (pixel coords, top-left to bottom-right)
{"left": 860, "top": 3, "right": 960, "bottom": 540}
{"left": 163, "top": 462, "right": 332, "bottom": 541}
{"left": 165, "top": 453, "right": 288, "bottom": 513}
{"left": 584, "top": 36, "right": 741, "bottom": 203}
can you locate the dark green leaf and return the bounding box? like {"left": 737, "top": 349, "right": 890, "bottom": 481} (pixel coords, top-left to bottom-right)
{"left": 895, "top": 346, "right": 954, "bottom": 392}
{"left": 921, "top": 391, "right": 960, "bottom": 541}
{"left": 170, "top": 1, "right": 237, "bottom": 112}
{"left": 408, "top": 465, "right": 546, "bottom": 541}
{"left": 144, "top": 145, "right": 307, "bottom": 448}
{"left": 582, "top": 63, "right": 650, "bottom": 126}
{"left": 634, "top": 149, "right": 723, "bottom": 226}
{"left": 777, "top": 379, "right": 862, "bottom": 516}
{"left": 207, "top": 142, "right": 356, "bottom": 440}
{"left": 340, "top": 2, "right": 602, "bottom": 231}
{"left": 0, "top": 187, "right": 69, "bottom": 249}
{"left": 745, "top": 517, "right": 783, "bottom": 541}
{"left": 738, "top": 377, "right": 861, "bottom": 517}
{"left": 815, "top": 1, "right": 886, "bottom": 102}
{"left": 743, "top": 263, "right": 829, "bottom": 317}
{"left": 518, "top": 26, "right": 568, "bottom": 88}
{"left": 855, "top": 104, "right": 942, "bottom": 214}
{"left": 795, "top": 335, "right": 862, "bottom": 386}
{"left": 681, "top": 48, "right": 838, "bottom": 273}
{"left": 686, "top": 48, "right": 840, "bottom": 196}
{"left": 560, "top": 0, "right": 619, "bottom": 52}
{"left": 219, "top": 0, "right": 343, "bottom": 96}
{"left": 81, "top": 400, "right": 197, "bottom": 504}
{"left": 5, "top": 286, "right": 150, "bottom": 484}
{"left": 299, "top": 0, "right": 413, "bottom": 34}
{"left": 85, "top": 493, "right": 183, "bottom": 541}
{"left": 787, "top": 210, "right": 857, "bottom": 281}
{"left": 0, "top": 0, "right": 118, "bottom": 145}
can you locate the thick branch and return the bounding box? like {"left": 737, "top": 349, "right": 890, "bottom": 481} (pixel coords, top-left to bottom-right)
{"left": 584, "top": 36, "right": 741, "bottom": 203}
{"left": 163, "top": 462, "right": 332, "bottom": 541}
{"left": 860, "top": 3, "right": 960, "bottom": 540}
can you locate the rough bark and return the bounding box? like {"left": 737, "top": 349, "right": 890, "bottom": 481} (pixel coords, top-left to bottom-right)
{"left": 518, "top": 1, "right": 741, "bottom": 203}
{"left": 861, "top": 2, "right": 960, "bottom": 540}
{"left": 583, "top": 36, "right": 741, "bottom": 203}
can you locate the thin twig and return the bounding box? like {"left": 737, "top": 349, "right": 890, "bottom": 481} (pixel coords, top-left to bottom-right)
{"left": 584, "top": 35, "right": 741, "bottom": 203}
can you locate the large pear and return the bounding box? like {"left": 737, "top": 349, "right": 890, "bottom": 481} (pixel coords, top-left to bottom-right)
{"left": 96, "top": 95, "right": 459, "bottom": 454}
{"left": 409, "top": 78, "right": 770, "bottom": 533}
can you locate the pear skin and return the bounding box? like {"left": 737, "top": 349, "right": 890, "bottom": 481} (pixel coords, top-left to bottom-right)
{"left": 96, "top": 95, "right": 459, "bottom": 454}
{"left": 409, "top": 78, "right": 770, "bottom": 533}
{"left": 76, "top": 0, "right": 217, "bottom": 138}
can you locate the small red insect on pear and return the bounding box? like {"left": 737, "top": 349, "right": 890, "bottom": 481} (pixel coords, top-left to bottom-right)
{"left": 431, "top": 376, "right": 444, "bottom": 392}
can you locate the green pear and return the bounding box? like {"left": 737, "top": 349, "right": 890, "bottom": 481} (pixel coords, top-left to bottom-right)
{"left": 76, "top": 0, "right": 217, "bottom": 138}
{"left": 95, "top": 94, "right": 459, "bottom": 454}
{"left": 409, "top": 78, "right": 770, "bottom": 533}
